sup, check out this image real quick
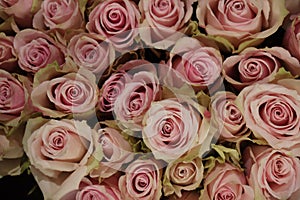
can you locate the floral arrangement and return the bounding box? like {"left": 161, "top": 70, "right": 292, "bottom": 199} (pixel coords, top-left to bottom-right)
{"left": 0, "top": 0, "right": 300, "bottom": 199}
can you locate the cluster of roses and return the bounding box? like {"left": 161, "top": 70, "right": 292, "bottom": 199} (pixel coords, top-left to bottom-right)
{"left": 0, "top": 0, "right": 300, "bottom": 199}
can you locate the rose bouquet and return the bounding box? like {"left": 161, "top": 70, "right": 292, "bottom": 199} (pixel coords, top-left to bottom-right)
{"left": 0, "top": 0, "right": 300, "bottom": 199}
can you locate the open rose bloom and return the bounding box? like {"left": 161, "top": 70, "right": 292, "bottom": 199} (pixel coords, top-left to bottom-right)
{"left": 1, "top": 0, "right": 300, "bottom": 199}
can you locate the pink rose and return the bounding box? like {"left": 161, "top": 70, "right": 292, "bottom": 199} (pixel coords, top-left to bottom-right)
{"left": 98, "top": 72, "right": 131, "bottom": 113}
{"left": 169, "top": 37, "right": 223, "bottom": 92}
{"left": 0, "top": 33, "right": 17, "bottom": 72}
{"left": 0, "top": 126, "right": 24, "bottom": 177}
{"left": 113, "top": 64, "right": 161, "bottom": 130}
{"left": 0, "top": 69, "right": 26, "bottom": 123}
{"left": 223, "top": 47, "right": 300, "bottom": 90}
{"left": 163, "top": 156, "right": 203, "bottom": 198}
{"left": 67, "top": 33, "right": 115, "bottom": 74}
{"left": 86, "top": 0, "right": 141, "bottom": 51}
{"left": 243, "top": 145, "right": 300, "bottom": 199}
{"left": 31, "top": 67, "right": 98, "bottom": 118}
{"left": 210, "top": 91, "right": 249, "bottom": 142}
{"left": 236, "top": 80, "right": 300, "bottom": 156}
{"left": 14, "top": 29, "right": 65, "bottom": 73}
{"left": 0, "top": 0, "right": 41, "bottom": 28}
{"left": 142, "top": 98, "right": 203, "bottom": 162}
{"left": 23, "top": 117, "right": 95, "bottom": 178}
{"left": 285, "top": 0, "right": 300, "bottom": 16}
{"left": 61, "top": 177, "right": 122, "bottom": 200}
{"left": 89, "top": 127, "right": 133, "bottom": 179}
{"left": 200, "top": 162, "right": 254, "bottom": 200}
{"left": 118, "top": 158, "right": 162, "bottom": 200}
{"left": 283, "top": 15, "right": 300, "bottom": 61}
{"left": 33, "top": 0, "right": 84, "bottom": 30}
{"left": 196, "top": 0, "right": 288, "bottom": 52}
{"left": 138, "top": 0, "right": 196, "bottom": 48}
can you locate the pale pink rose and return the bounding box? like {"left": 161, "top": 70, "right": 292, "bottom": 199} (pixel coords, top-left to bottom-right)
{"left": 223, "top": 47, "right": 300, "bottom": 90}
{"left": 285, "top": 0, "right": 300, "bottom": 16}
{"left": 283, "top": 15, "right": 300, "bottom": 61}
{"left": 243, "top": 145, "right": 300, "bottom": 199}
{"left": 142, "top": 98, "right": 202, "bottom": 162}
{"left": 0, "top": 33, "right": 17, "bottom": 72}
{"left": 210, "top": 91, "right": 249, "bottom": 142}
{"left": 67, "top": 33, "right": 115, "bottom": 74}
{"left": 118, "top": 158, "right": 162, "bottom": 200}
{"left": 31, "top": 68, "right": 98, "bottom": 118}
{"left": 33, "top": 0, "right": 84, "bottom": 30}
{"left": 86, "top": 0, "right": 141, "bottom": 51}
{"left": 0, "top": 0, "right": 41, "bottom": 28}
{"left": 113, "top": 67, "right": 161, "bottom": 130}
{"left": 98, "top": 72, "right": 131, "bottom": 113}
{"left": 200, "top": 162, "right": 254, "bottom": 200}
{"left": 0, "top": 69, "right": 26, "bottom": 123}
{"left": 138, "top": 0, "right": 196, "bottom": 48}
{"left": 13, "top": 29, "right": 65, "bottom": 73}
{"left": 163, "top": 156, "right": 203, "bottom": 198}
{"left": 23, "top": 118, "right": 95, "bottom": 178}
{"left": 0, "top": 126, "right": 24, "bottom": 177}
{"left": 169, "top": 37, "right": 223, "bottom": 92}
{"left": 196, "top": 0, "right": 288, "bottom": 52}
{"left": 89, "top": 127, "right": 133, "bottom": 179}
{"left": 61, "top": 177, "right": 122, "bottom": 200}
{"left": 236, "top": 80, "right": 300, "bottom": 156}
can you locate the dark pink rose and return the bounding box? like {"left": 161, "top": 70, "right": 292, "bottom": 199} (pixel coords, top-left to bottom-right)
{"left": 113, "top": 65, "right": 161, "bottom": 130}
{"left": 31, "top": 68, "right": 99, "bottom": 118}
{"left": 200, "top": 162, "right": 254, "bottom": 200}
{"left": 0, "top": 69, "right": 26, "bottom": 123}
{"left": 210, "top": 91, "right": 249, "bottom": 142}
{"left": 243, "top": 145, "right": 300, "bottom": 199}
{"left": 14, "top": 29, "right": 65, "bottom": 73}
{"left": 89, "top": 127, "right": 133, "bottom": 179}
{"left": 98, "top": 72, "right": 131, "bottom": 113}
{"left": 118, "top": 159, "right": 162, "bottom": 200}
{"left": 33, "top": 0, "right": 84, "bottom": 30}
{"left": 0, "top": 33, "right": 17, "bottom": 72}
{"left": 142, "top": 98, "right": 203, "bottom": 162}
{"left": 283, "top": 15, "right": 300, "bottom": 61}
{"left": 86, "top": 0, "right": 141, "bottom": 51}
{"left": 67, "top": 33, "right": 115, "bottom": 74}
{"left": 196, "top": 0, "right": 288, "bottom": 52}
{"left": 138, "top": 0, "right": 196, "bottom": 48}
{"left": 170, "top": 37, "right": 223, "bottom": 92}
{"left": 236, "top": 80, "right": 300, "bottom": 156}
{"left": 23, "top": 118, "right": 95, "bottom": 178}
{"left": 223, "top": 47, "right": 300, "bottom": 90}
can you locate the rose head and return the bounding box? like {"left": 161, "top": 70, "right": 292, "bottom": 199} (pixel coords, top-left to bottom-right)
{"left": 67, "top": 33, "right": 115, "bottom": 75}
{"left": 200, "top": 162, "right": 254, "bottom": 200}
{"left": 142, "top": 98, "right": 202, "bottom": 162}
{"left": 196, "top": 0, "right": 288, "bottom": 52}
{"left": 210, "top": 91, "right": 249, "bottom": 142}
{"left": 31, "top": 67, "right": 99, "bottom": 118}
{"left": 86, "top": 0, "right": 141, "bottom": 51}
{"left": 89, "top": 127, "right": 133, "bottom": 179}
{"left": 138, "top": 0, "right": 196, "bottom": 48}
{"left": 0, "top": 33, "right": 17, "bottom": 72}
{"left": 283, "top": 15, "right": 300, "bottom": 61}
{"left": 118, "top": 158, "right": 162, "bottom": 200}
{"left": 236, "top": 80, "right": 300, "bottom": 156}
{"left": 33, "top": 0, "right": 84, "bottom": 30}
{"left": 14, "top": 29, "right": 65, "bottom": 73}
{"left": 243, "top": 145, "right": 300, "bottom": 199}
{"left": 23, "top": 118, "right": 95, "bottom": 178}
{"left": 170, "top": 37, "right": 223, "bottom": 92}
{"left": 0, "top": 69, "right": 26, "bottom": 123}
{"left": 223, "top": 47, "right": 300, "bottom": 90}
